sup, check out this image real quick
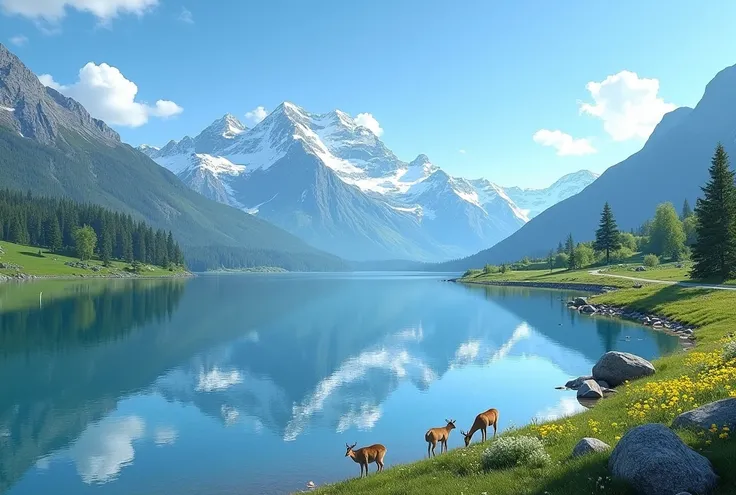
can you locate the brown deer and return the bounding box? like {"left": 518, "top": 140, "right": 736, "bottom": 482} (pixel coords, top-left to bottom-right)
{"left": 460, "top": 408, "right": 499, "bottom": 446}
{"left": 344, "top": 442, "right": 387, "bottom": 478}
{"left": 424, "top": 419, "right": 456, "bottom": 457}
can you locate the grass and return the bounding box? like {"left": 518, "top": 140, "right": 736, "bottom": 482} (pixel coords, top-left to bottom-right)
{"left": 0, "top": 240, "right": 188, "bottom": 279}
{"left": 462, "top": 268, "right": 641, "bottom": 288}
{"left": 313, "top": 278, "right": 736, "bottom": 494}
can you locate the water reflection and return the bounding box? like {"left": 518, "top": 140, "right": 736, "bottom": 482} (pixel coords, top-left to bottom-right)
{"left": 0, "top": 274, "right": 679, "bottom": 495}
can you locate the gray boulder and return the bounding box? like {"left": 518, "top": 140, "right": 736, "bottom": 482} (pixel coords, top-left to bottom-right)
{"left": 595, "top": 379, "right": 610, "bottom": 389}
{"left": 672, "top": 398, "right": 736, "bottom": 431}
{"left": 580, "top": 305, "right": 598, "bottom": 314}
{"left": 572, "top": 437, "right": 610, "bottom": 457}
{"left": 565, "top": 375, "right": 593, "bottom": 390}
{"left": 577, "top": 379, "right": 603, "bottom": 399}
{"left": 572, "top": 297, "right": 587, "bottom": 307}
{"left": 592, "top": 351, "right": 655, "bottom": 387}
{"left": 609, "top": 424, "right": 717, "bottom": 495}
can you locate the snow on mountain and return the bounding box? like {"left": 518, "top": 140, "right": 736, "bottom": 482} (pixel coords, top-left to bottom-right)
{"left": 502, "top": 170, "right": 600, "bottom": 218}
{"left": 140, "top": 103, "right": 596, "bottom": 261}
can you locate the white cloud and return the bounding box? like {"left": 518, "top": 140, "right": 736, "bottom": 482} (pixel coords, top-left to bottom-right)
{"left": 579, "top": 70, "right": 677, "bottom": 141}
{"left": 245, "top": 106, "right": 268, "bottom": 124}
{"left": 38, "top": 63, "right": 183, "bottom": 127}
{"left": 9, "top": 34, "right": 27, "bottom": 46}
{"left": 458, "top": 149, "right": 466, "bottom": 154}
{"left": 178, "top": 7, "right": 193, "bottom": 24}
{"left": 0, "top": 0, "right": 158, "bottom": 22}
{"left": 70, "top": 416, "right": 145, "bottom": 484}
{"left": 354, "top": 112, "right": 384, "bottom": 137}
{"left": 533, "top": 129, "right": 597, "bottom": 156}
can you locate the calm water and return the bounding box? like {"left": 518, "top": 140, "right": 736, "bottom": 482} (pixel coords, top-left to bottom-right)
{"left": 0, "top": 273, "right": 678, "bottom": 495}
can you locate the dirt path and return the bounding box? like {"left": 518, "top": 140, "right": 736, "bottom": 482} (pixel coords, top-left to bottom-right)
{"left": 588, "top": 270, "right": 736, "bottom": 291}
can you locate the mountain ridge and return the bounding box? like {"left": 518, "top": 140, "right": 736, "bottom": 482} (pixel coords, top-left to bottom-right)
{"left": 141, "top": 104, "right": 596, "bottom": 261}
{"left": 436, "top": 62, "right": 736, "bottom": 270}
{"left": 0, "top": 43, "right": 345, "bottom": 271}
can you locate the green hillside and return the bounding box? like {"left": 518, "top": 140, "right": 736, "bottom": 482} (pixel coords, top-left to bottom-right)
{"left": 0, "top": 127, "right": 345, "bottom": 271}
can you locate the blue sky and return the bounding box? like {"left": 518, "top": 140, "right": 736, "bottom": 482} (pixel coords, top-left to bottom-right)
{"left": 3, "top": 0, "right": 736, "bottom": 188}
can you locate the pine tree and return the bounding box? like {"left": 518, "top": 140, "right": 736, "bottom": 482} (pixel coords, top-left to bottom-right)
{"left": 681, "top": 199, "right": 693, "bottom": 220}
{"left": 45, "top": 215, "right": 62, "bottom": 252}
{"left": 557, "top": 241, "right": 564, "bottom": 254}
{"left": 594, "top": 202, "right": 621, "bottom": 265}
{"left": 547, "top": 249, "right": 555, "bottom": 271}
{"left": 166, "top": 231, "right": 176, "bottom": 265}
{"left": 566, "top": 234, "right": 577, "bottom": 270}
{"left": 691, "top": 144, "right": 736, "bottom": 280}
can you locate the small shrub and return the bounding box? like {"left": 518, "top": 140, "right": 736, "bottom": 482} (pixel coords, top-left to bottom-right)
{"left": 643, "top": 254, "right": 660, "bottom": 268}
{"left": 481, "top": 436, "right": 551, "bottom": 470}
{"left": 483, "top": 264, "right": 500, "bottom": 274}
{"left": 724, "top": 340, "right": 736, "bottom": 361}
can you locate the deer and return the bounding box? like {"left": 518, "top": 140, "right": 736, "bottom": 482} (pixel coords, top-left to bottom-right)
{"left": 424, "top": 419, "right": 456, "bottom": 457}
{"left": 460, "top": 408, "right": 499, "bottom": 447}
{"left": 344, "top": 442, "right": 387, "bottom": 478}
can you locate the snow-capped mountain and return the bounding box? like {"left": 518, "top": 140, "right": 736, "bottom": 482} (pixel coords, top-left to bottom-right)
{"left": 139, "top": 103, "right": 596, "bottom": 261}
{"left": 502, "top": 170, "right": 600, "bottom": 219}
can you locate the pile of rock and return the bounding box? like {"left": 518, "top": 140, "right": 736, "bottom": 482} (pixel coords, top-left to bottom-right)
{"left": 64, "top": 261, "right": 102, "bottom": 272}
{"left": 0, "top": 261, "right": 22, "bottom": 270}
{"left": 563, "top": 351, "right": 655, "bottom": 400}
{"left": 567, "top": 297, "right": 696, "bottom": 343}
{"left": 572, "top": 398, "right": 734, "bottom": 493}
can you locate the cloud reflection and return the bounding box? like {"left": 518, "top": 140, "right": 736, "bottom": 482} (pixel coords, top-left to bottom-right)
{"left": 70, "top": 416, "right": 145, "bottom": 484}
{"left": 336, "top": 404, "right": 382, "bottom": 433}
{"left": 196, "top": 367, "right": 243, "bottom": 392}
{"left": 284, "top": 348, "right": 435, "bottom": 441}
{"left": 153, "top": 426, "right": 178, "bottom": 446}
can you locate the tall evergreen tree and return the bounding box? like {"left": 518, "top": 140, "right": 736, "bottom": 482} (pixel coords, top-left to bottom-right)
{"left": 691, "top": 144, "right": 736, "bottom": 280}
{"left": 45, "top": 215, "right": 62, "bottom": 252}
{"left": 594, "top": 202, "right": 621, "bottom": 265}
{"left": 681, "top": 199, "right": 693, "bottom": 220}
{"left": 557, "top": 241, "right": 564, "bottom": 254}
{"left": 547, "top": 249, "right": 555, "bottom": 271}
{"left": 566, "top": 234, "right": 577, "bottom": 270}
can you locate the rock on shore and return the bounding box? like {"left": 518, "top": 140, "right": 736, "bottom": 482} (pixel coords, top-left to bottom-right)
{"left": 592, "top": 351, "right": 655, "bottom": 387}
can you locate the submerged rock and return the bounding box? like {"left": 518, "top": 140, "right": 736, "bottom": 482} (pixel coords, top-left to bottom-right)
{"left": 565, "top": 375, "right": 593, "bottom": 390}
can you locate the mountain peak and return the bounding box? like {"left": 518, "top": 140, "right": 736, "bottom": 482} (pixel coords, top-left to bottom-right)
{"left": 0, "top": 42, "right": 119, "bottom": 144}
{"left": 202, "top": 113, "right": 247, "bottom": 139}
{"left": 410, "top": 154, "right": 431, "bottom": 166}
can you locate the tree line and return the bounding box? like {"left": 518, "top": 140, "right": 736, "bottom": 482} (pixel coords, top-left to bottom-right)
{"left": 0, "top": 189, "right": 185, "bottom": 268}
{"left": 548, "top": 143, "right": 736, "bottom": 280}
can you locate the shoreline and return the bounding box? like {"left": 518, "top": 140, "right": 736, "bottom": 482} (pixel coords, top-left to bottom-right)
{"left": 455, "top": 277, "right": 696, "bottom": 348}
{"left": 454, "top": 278, "right": 619, "bottom": 294}
{"left": 0, "top": 271, "right": 194, "bottom": 284}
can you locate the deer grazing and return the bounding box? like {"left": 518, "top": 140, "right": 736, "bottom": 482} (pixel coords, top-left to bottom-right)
{"left": 460, "top": 408, "right": 499, "bottom": 446}
{"left": 424, "top": 419, "right": 456, "bottom": 457}
{"left": 344, "top": 442, "right": 387, "bottom": 478}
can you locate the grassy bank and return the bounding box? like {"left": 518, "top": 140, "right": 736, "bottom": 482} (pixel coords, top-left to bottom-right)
{"left": 0, "top": 240, "right": 189, "bottom": 280}
{"left": 313, "top": 273, "right": 736, "bottom": 495}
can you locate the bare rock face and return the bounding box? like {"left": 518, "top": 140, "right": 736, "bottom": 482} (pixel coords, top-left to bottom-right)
{"left": 592, "top": 351, "right": 655, "bottom": 387}
{"left": 0, "top": 43, "right": 119, "bottom": 145}
{"left": 609, "top": 424, "right": 717, "bottom": 495}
